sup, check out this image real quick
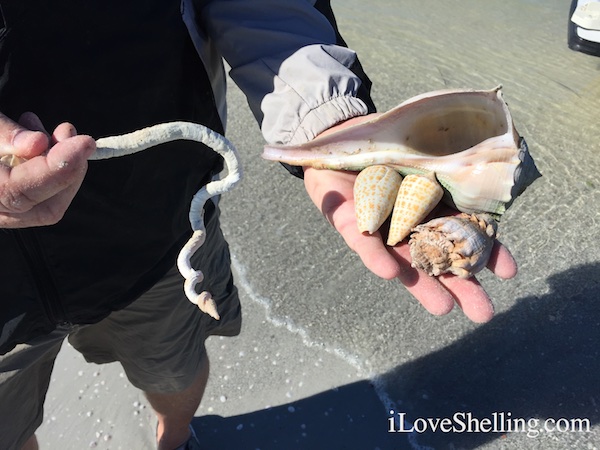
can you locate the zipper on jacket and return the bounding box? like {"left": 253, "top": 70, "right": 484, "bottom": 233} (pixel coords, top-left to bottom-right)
{"left": 13, "top": 229, "right": 67, "bottom": 325}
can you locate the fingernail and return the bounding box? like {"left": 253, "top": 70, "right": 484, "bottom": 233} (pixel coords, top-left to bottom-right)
{"left": 65, "top": 124, "right": 77, "bottom": 137}
{"left": 12, "top": 129, "right": 49, "bottom": 155}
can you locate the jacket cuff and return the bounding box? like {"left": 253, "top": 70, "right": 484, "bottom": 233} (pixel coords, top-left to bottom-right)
{"left": 279, "top": 95, "right": 370, "bottom": 179}
{"left": 287, "top": 95, "right": 369, "bottom": 145}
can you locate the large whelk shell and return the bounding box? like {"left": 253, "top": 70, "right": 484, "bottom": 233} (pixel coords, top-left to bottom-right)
{"left": 353, "top": 165, "right": 403, "bottom": 233}
{"left": 387, "top": 172, "right": 444, "bottom": 246}
{"left": 262, "top": 86, "right": 541, "bottom": 216}
{"left": 408, "top": 213, "right": 497, "bottom": 278}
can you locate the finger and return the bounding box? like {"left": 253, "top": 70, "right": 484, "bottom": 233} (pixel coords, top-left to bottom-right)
{"left": 342, "top": 216, "right": 457, "bottom": 316}
{"left": 304, "top": 167, "right": 408, "bottom": 280}
{"left": 306, "top": 167, "right": 462, "bottom": 316}
{"left": 0, "top": 112, "right": 49, "bottom": 158}
{"left": 18, "top": 111, "right": 48, "bottom": 134}
{"left": 487, "top": 240, "right": 518, "bottom": 279}
{"left": 333, "top": 205, "right": 403, "bottom": 280}
{"left": 338, "top": 213, "right": 456, "bottom": 315}
{"left": 438, "top": 274, "right": 495, "bottom": 323}
{"left": 388, "top": 243, "right": 455, "bottom": 316}
{"left": 52, "top": 122, "right": 78, "bottom": 143}
{"left": 325, "top": 197, "right": 403, "bottom": 280}
{"left": 0, "top": 134, "right": 95, "bottom": 213}
{"left": 0, "top": 177, "right": 84, "bottom": 227}
{"left": 346, "top": 231, "right": 401, "bottom": 280}
{"left": 398, "top": 273, "right": 456, "bottom": 316}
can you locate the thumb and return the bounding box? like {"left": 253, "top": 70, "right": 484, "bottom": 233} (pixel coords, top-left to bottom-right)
{"left": 0, "top": 112, "right": 49, "bottom": 160}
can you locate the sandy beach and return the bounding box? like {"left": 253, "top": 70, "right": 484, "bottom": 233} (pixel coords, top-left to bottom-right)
{"left": 37, "top": 0, "right": 600, "bottom": 449}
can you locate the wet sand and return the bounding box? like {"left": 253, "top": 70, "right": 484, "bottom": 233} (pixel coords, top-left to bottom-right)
{"left": 38, "top": 1, "right": 600, "bottom": 449}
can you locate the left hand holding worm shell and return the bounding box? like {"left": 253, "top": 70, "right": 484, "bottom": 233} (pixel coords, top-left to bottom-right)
{"left": 0, "top": 112, "right": 95, "bottom": 228}
{"left": 1, "top": 115, "right": 242, "bottom": 321}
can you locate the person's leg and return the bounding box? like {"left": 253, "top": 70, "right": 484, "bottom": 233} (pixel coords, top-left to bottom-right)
{"left": 148, "top": 355, "right": 209, "bottom": 450}
{"left": 69, "top": 204, "right": 241, "bottom": 449}
{"left": 19, "top": 435, "right": 39, "bottom": 450}
{"left": 0, "top": 328, "right": 67, "bottom": 450}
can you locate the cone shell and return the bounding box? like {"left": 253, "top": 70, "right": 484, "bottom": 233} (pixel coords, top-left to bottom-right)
{"left": 387, "top": 172, "right": 444, "bottom": 246}
{"left": 354, "top": 165, "right": 403, "bottom": 234}
{"left": 408, "top": 213, "right": 497, "bottom": 278}
{"left": 263, "top": 86, "right": 541, "bottom": 216}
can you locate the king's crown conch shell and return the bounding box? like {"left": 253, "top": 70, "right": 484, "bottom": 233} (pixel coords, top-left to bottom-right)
{"left": 409, "top": 213, "right": 498, "bottom": 278}
{"left": 262, "top": 86, "right": 541, "bottom": 219}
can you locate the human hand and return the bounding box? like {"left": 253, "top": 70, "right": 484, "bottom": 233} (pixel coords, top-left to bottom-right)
{"left": 0, "top": 112, "right": 96, "bottom": 228}
{"left": 303, "top": 116, "right": 518, "bottom": 323}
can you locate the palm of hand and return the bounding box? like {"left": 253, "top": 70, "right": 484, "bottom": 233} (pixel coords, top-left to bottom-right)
{"left": 302, "top": 117, "right": 517, "bottom": 323}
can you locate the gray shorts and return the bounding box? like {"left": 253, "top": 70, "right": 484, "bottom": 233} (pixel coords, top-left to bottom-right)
{"left": 0, "top": 210, "right": 241, "bottom": 450}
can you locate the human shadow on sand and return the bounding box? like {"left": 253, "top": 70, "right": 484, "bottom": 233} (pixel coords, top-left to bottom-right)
{"left": 191, "top": 262, "right": 600, "bottom": 449}
{"left": 381, "top": 262, "right": 600, "bottom": 449}
{"left": 192, "top": 380, "right": 397, "bottom": 449}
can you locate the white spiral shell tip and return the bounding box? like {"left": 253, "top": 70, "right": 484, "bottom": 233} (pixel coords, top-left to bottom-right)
{"left": 196, "top": 291, "right": 220, "bottom": 320}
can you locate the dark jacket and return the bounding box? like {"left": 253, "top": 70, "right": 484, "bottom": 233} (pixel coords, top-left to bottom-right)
{"left": 0, "top": 0, "right": 375, "bottom": 354}
{"left": 0, "top": 0, "right": 225, "bottom": 353}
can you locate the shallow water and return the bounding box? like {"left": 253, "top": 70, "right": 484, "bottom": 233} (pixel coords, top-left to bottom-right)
{"left": 37, "top": 1, "right": 600, "bottom": 449}
{"left": 219, "top": 1, "right": 600, "bottom": 448}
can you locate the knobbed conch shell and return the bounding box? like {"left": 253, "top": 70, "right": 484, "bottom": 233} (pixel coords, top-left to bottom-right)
{"left": 263, "top": 86, "right": 541, "bottom": 277}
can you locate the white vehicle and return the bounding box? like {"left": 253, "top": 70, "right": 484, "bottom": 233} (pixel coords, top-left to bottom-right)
{"left": 568, "top": 0, "right": 600, "bottom": 56}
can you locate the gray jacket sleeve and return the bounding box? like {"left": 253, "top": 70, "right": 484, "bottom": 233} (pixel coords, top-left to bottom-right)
{"left": 198, "top": 0, "right": 375, "bottom": 145}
